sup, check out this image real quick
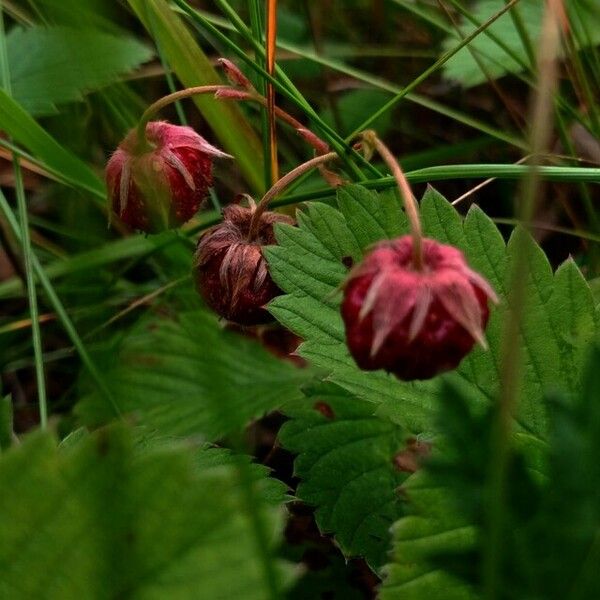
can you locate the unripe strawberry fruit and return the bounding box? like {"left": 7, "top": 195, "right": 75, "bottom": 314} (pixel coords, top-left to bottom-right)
{"left": 341, "top": 236, "right": 497, "bottom": 380}
{"left": 105, "top": 121, "right": 229, "bottom": 232}
{"left": 194, "top": 204, "right": 293, "bottom": 325}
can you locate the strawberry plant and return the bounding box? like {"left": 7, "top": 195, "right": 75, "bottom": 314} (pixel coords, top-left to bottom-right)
{"left": 1, "top": 1, "right": 599, "bottom": 598}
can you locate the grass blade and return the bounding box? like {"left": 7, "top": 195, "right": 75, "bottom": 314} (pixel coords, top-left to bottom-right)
{"left": 0, "top": 90, "right": 105, "bottom": 199}
{"left": 0, "top": 4, "right": 47, "bottom": 427}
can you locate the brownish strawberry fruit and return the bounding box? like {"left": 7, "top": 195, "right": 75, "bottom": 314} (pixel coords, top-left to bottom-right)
{"left": 341, "top": 235, "right": 497, "bottom": 380}
{"left": 194, "top": 204, "right": 293, "bottom": 325}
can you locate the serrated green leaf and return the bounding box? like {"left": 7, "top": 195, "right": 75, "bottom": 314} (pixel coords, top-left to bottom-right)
{"left": 443, "top": 0, "right": 600, "bottom": 87}
{"left": 382, "top": 515, "right": 477, "bottom": 600}
{"left": 336, "top": 184, "right": 406, "bottom": 251}
{"left": 548, "top": 258, "right": 597, "bottom": 391}
{"left": 279, "top": 382, "right": 407, "bottom": 569}
{"left": 421, "top": 186, "right": 467, "bottom": 250}
{"left": 381, "top": 469, "right": 479, "bottom": 600}
{"left": 505, "top": 228, "right": 559, "bottom": 436}
{"left": 0, "top": 425, "right": 290, "bottom": 599}
{"left": 129, "top": 429, "right": 289, "bottom": 506}
{"left": 267, "top": 185, "right": 436, "bottom": 435}
{"left": 299, "top": 202, "right": 362, "bottom": 263}
{"left": 521, "top": 341, "right": 600, "bottom": 598}
{"left": 267, "top": 183, "right": 598, "bottom": 444}
{"left": 76, "top": 309, "right": 310, "bottom": 439}
{"left": 7, "top": 26, "right": 153, "bottom": 116}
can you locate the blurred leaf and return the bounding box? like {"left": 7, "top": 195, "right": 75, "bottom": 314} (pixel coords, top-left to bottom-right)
{"left": 0, "top": 396, "right": 13, "bottom": 451}
{"left": 0, "top": 90, "right": 104, "bottom": 197}
{"left": 77, "top": 308, "right": 311, "bottom": 439}
{"left": 381, "top": 472, "right": 477, "bottom": 600}
{"left": 381, "top": 340, "right": 600, "bottom": 598}
{"left": 32, "top": 0, "right": 121, "bottom": 29}
{"left": 379, "top": 376, "right": 530, "bottom": 599}
{"left": 0, "top": 424, "right": 291, "bottom": 599}
{"left": 189, "top": 445, "right": 289, "bottom": 505}
{"left": 279, "top": 382, "right": 407, "bottom": 569}
{"left": 525, "top": 341, "right": 600, "bottom": 598}
{"left": 7, "top": 26, "right": 153, "bottom": 116}
{"left": 443, "top": 0, "right": 600, "bottom": 87}
{"left": 128, "top": 0, "right": 265, "bottom": 193}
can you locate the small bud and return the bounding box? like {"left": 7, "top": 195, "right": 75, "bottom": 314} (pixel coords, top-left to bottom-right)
{"left": 341, "top": 236, "right": 497, "bottom": 380}
{"left": 214, "top": 88, "right": 250, "bottom": 101}
{"left": 193, "top": 204, "right": 293, "bottom": 325}
{"left": 105, "top": 121, "right": 230, "bottom": 233}
{"left": 217, "top": 58, "right": 254, "bottom": 89}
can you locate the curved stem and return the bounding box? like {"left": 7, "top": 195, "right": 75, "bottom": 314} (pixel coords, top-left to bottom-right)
{"left": 361, "top": 130, "right": 424, "bottom": 269}
{"left": 248, "top": 151, "right": 338, "bottom": 240}
{"left": 136, "top": 85, "right": 227, "bottom": 151}
{"left": 217, "top": 90, "right": 330, "bottom": 154}
{"left": 136, "top": 85, "right": 330, "bottom": 155}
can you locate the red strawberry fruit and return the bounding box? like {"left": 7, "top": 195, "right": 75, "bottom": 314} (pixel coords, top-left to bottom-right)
{"left": 106, "top": 121, "right": 229, "bottom": 232}
{"left": 341, "top": 235, "right": 497, "bottom": 380}
{"left": 194, "top": 204, "right": 293, "bottom": 325}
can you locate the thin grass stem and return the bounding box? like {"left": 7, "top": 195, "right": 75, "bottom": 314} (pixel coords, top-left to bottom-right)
{"left": 0, "top": 3, "right": 47, "bottom": 427}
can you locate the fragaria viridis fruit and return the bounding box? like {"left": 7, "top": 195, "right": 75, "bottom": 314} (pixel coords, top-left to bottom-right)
{"left": 194, "top": 204, "right": 293, "bottom": 325}
{"left": 341, "top": 235, "right": 497, "bottom": 380}
{"left": 106, "top": 121, "right": 229, "bottom": 232}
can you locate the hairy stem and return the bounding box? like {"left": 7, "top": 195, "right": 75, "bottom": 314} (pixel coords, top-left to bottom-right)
{"left": 361, "top": 130, "right": 424, "bottom": 269}
{"left": 483, "top": 1, "right": 563, "bottom": 597}
{"left": 136, "top": 85, "right": 226, "bottom": 151}
{"left": 136, "top": 83, "right": 329, "bottom": 155}
{"left": 248, "top": 151, "right": 339, "bottom": 240}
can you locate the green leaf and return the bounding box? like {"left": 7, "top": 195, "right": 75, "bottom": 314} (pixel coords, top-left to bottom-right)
{"left": 548, "top": 258, "right": 598, "bottom": 391}
{"left": 336, "top": 185, "right": 407, "bottom": 250}
{"left": 0, "top": 395, "right": 13, "bottom": 451}
{"left": 381, "top": 341, "right": 600, "bottom": 599}
{"left": 0, "top": 425, "right": 291, "bottom": 599}
{"left": 318, "top": 89, "right": 394, "bottom": 137}
{"left": 266, "top": 185, "right": 436, "bottom": 436}
{"left": 381, "top": 475, "right": 477, "bottom": 600}
{"left": 442, "top": 0, "right": 600, "bottom": 87}
{"left": 533, "top": 341, "right": 600, "bottom": 598}
{"left": 190, "top": 445, "right": 289, "bottom": 505}
{"left": 279, "top": 382, "right": 407, "bottom": 569}
{"left": 77, "top": 309, "right": 310, "bottom": 439}
{"left": 267, "top": 183, "right": 598, "bottom": 443}
{"left": 0, "top": 90, "right": 105, "bottom": 197}
{"left": 7, "top": 26, "right": 153, "bottom": 116}
{"left": 379, "top": 377, "right": 529, "bottom": 599}
{"left": 127, "top": 0, "right": 265, "bottom": 193}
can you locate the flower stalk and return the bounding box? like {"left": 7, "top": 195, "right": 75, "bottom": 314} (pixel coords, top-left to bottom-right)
{"left": 359, "top": 130, "right": 424, "bottom": 270}
{"left": 248, "top": 151, "right": 339, "bottom": 241}
{"left": 135, "top": 60, "right": 330, "bottom": 156}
